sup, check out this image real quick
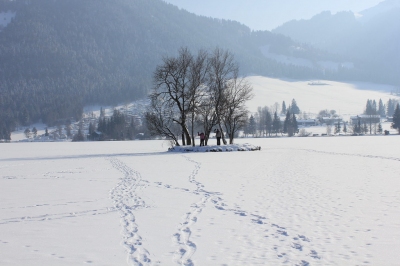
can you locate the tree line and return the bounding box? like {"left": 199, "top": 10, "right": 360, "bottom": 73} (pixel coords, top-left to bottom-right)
{"left": 244, "top": 99, "right": 300, "bottom": 137}
{"left": 94, "top": 109, "right": 145, "bottom": 141}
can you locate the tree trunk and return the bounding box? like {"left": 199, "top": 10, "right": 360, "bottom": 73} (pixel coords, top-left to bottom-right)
{"left": 229, "top": 133, "right": 234, "bottom": 144}
{"left": 183, "top": 126, "right": 191, "bottom": 146}
{"left": 191, "top": 112, "right": 195, "bottom": 146}
{"left": 219, "top": 125, "right": 227, "bottom": 145}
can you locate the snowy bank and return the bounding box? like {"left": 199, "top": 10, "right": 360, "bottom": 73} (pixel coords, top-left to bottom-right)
{"left": 168, "top": 143, "right": 261, "bottom": 152}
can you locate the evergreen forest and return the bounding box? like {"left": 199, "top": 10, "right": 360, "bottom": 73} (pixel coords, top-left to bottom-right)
{"left": 0, "top": 0, "right": 371, "bottom": 134}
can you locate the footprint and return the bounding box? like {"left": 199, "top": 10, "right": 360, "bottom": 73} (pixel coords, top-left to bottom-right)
{"left": 299, "top": 235, "right": 310, "bottom": 242}
{"left": 310, "top": 250, "right": 320, "bottom": 259}
{"left": 292, "top": 243, "right": 303, "bottom": 251}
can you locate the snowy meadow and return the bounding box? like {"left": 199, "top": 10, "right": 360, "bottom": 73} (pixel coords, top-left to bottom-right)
{"left": 2, "top": 77, "right": 400, "bottom": 265}
{"left": 1, "top": 136, "right": 400, "bottom": 266}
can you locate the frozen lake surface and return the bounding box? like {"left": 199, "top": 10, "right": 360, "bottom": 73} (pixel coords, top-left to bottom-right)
{"left": 1, "top": 136, "right": 400, "bottom": 265}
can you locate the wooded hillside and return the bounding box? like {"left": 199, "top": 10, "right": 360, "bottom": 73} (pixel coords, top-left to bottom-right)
{"left": 0, "top": 0, "right": 350, "bottom": 133}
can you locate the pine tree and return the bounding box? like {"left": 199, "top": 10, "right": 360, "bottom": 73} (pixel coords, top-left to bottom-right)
{"left": 387, "top": 99, "right": 396, "bottom": 117}
{"left": 24, "top": 128, "right": 30, "bottom": 138}
{"left": 272, "top": 111, "right": 281, "bottom": 136}
{"left": 265, "top": 110, "right": 272, "bottom": 136}
{"left": 291, "top": 113, "right": 298, "bottom": 136}
{"left": 283, "top": 110, "right": 291, "bottom": 134}
{"left": 391, "top": 103, "right": 400, "bottom": 134}
{"left": 32, "top": 127, "right": 38, "bottom": 138}
{"left": 372, "top": 100, "right": 377, "bottom": 114}
{"left": 281, "top": 101, "right": 287, "bottom": 115}
{"left": 377, "top": 123, "right": 383, "bottom": 134}
{"left": 290, "top": 99, "right": 300, "bottom": 114}
{"left": 365, "top": 99, "right": 376, "bottom": 115}
{"left": 248, "top": 115, "right": 256, "bottom": 136}
{"left": 378, "top": 99, "right": 386, "bottom": 117}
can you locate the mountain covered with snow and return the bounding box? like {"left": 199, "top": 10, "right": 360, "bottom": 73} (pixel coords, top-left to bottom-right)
{"left": 272, "top": 0, "right": 400, "bottom": 86}
{"left": 0, "top": 0, "right": 344, "bottom": 131}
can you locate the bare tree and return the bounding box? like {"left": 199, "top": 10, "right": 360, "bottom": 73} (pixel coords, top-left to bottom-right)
{"left": 145, "top": 94, "right": 181, "bottom": 145}
{"left": 187, "top": 50, "right": 210, "bottom": 146}
{"left": 152, "top": 47, "right": 193, "bottom": 145}
{"left": 197, "top": 94, "right": 218, "bottom": 145}
{"left": 221, "top": 73, "right": 253, "bottom": 144}
{"left": 207, "top": 48, "right": 238, "bottom": 145}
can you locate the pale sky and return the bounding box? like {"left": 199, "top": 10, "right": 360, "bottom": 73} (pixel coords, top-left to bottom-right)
{"left": 163, "top": 0, "right": 384, "bottom": 30}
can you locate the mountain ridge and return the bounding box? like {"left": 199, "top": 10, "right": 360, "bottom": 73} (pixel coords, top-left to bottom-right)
{"left": 0, "top": 0, "right": 373, "bottom": 134}
{"left": 272, "top": 0, "right": 400, "bottom": 86}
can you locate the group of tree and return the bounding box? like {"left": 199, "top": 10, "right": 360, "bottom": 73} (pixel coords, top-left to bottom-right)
{"left": 350, "top": 118, "right": 383, "bottom": 135}
{"left": 243, "top": 100, "right": 300, "bottom": 137}
{"left": 281, "top": 99, "right": 300, "bottom": 115}
{"left": 0, "top": 125, "right": 11, "bottom": 142}
{"left": 92, "top": 109, "right": 146, "bottom": 141}
{"left": 283, "top": 110, "right": 298, "bottom": 137}
{"left": 145, "top": 47, "right": 253, "bottom": 146}
{"left": 386, "top": 99, "right": 399, "bottom": 117}
{"left": 363, "top": 98, "right": 400, "bottom": 118}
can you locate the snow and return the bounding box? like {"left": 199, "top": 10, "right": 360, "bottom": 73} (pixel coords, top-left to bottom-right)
{"left": 169, "top": 143, "right": 261, "bottom": 152}
{"left": 10, "top": 77, "right": 399, "bottom": 142}
{"left": 0, "top": 11, "right": 16, "bottom": 30}
{"left": 259, "top": 46, "right": 354, "bottom": 72}
{"left": 246, "top": 76, "right": 397, "bottom": 116}
{"left": 1, "top": 137, "right": 400, "bottom": 265}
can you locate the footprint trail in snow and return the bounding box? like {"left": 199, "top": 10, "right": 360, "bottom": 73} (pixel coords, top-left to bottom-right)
{"left": 108, "top": 158, "right": 151, "bottom": 266}
{"left": 172, "top": 156, "right": 212, "bottom": 266}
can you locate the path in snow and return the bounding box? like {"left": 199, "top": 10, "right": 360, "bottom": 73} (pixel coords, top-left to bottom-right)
{"left": 172, "top": 155, "right": 222, "bottom": 265}
{"left": 171, "top": 153, "right": 321, "bottom": 265}
{"left": 108, "top": 158, "right": 151, "bottom": 265}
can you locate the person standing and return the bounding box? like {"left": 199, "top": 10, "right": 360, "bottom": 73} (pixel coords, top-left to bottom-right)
{"left": 198, "top": 132, "right": 205, "bottom": 146}
{"left": 215, "top": 129, "right": 221, "bottom": 145}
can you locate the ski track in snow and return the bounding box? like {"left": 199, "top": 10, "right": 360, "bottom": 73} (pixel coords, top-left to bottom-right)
{"left": 0, "top": 199, "right": 102, "bottom": 211}
{"left": 294, "top": 148, "right": 400, "bottom": 162}
{"left": 108, "top": 158, "right": 151, "bottom": 266}
{"left": 0, "top": 207, "right": 116, "bottom": 225}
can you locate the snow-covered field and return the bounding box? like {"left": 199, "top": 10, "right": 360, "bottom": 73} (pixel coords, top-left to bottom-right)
{"left": 10, "top": 76, "right": 399, "bottom": 142}
{"left": 1, "top": 136, "right": 400, "bottom": 265}
{"left": 246, "top": 76, "right": 397, "bottom": 115}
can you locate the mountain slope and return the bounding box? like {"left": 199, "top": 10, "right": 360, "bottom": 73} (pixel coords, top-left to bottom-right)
{"left": 272, "top": 0, "right": 400, "bottom": 86}
{"left": 0, "top": 0, "right": 352, "bottom": 133}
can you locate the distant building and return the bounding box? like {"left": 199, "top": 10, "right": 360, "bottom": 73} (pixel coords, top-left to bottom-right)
{"left": 350, "top": 115, "right": 380, "bottom": 124}
{"left": 297, "top": 119, "right": 317, "bottom": 127}
{"left": 321, "top": 117, "right": 342, "bottom": 125}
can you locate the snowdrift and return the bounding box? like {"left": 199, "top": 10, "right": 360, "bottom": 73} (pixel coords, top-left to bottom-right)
{"left": 168, "top": 143, "right": 261, "bottom": 152}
